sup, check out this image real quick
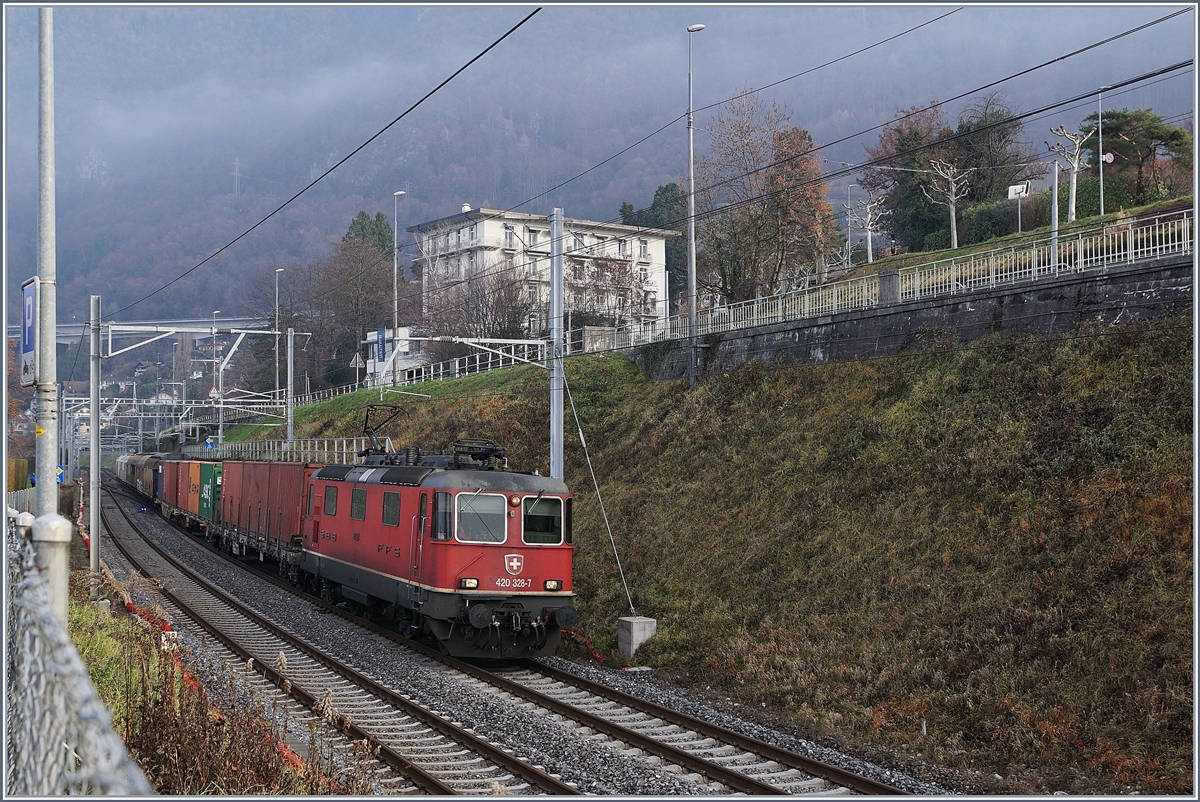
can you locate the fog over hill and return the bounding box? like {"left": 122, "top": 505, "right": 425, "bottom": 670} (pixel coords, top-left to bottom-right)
{"left": 4, "top": 5, "right": 1192, "bottom": 323}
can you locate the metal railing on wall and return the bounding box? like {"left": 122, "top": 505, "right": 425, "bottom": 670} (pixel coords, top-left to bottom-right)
{"left": 598, "top": 208, "right": 1192, "bottom": 350}
{"left": 4, "top": 511, "right": 152, "bottom": 795}
{"left": 194, "top": 208, "right": 1190, "bottom": 431}
{"left": 182, "top": 436, "right": 393, "bottom": 464}
{"left": 288, "top": 342, "right": 549, "bottom": 408}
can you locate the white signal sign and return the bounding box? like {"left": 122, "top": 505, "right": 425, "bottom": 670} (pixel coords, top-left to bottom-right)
{"left": 20, "top": 278, "right": 37, "bottom": 387}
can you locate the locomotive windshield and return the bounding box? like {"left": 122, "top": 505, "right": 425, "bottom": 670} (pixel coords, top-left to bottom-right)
{"left": 523, "top": 497, "right": 563, "bottom": 544}
{"left": 456, "top": 492, "right": 507, "bottom": 542}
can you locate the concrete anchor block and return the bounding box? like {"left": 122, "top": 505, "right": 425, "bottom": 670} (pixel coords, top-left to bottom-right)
{"left": 618, "top": 616, "right": 657, "bottom": 660}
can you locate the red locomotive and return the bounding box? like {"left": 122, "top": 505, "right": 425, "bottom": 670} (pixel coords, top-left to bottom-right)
{"left": 118, "top": 435, "right": 577, "bottom": 659}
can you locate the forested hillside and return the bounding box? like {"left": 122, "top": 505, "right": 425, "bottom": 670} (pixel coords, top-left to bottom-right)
{"left": 231, "top": 313, "right": 1192, "bottom": 794}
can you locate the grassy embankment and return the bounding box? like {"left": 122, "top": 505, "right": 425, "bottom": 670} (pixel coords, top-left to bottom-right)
{"left": 842, "top": 195, "right": 1193, "bottom": 279}
{"left": 226, "top": 314, "right": 1192, "bottom": 794}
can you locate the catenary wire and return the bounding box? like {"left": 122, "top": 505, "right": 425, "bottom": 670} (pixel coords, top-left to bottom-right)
{"left": 104, "top": 7, "right": 543, "bottom": 321}
{"left": 503, "top": 7, "right": 964, "bottom": 214}
{"left": 305, "top": 7, "right": 1192, "bottom": 318}
{"left": 397, "top": 7, "right": 1192, "bottom": 290}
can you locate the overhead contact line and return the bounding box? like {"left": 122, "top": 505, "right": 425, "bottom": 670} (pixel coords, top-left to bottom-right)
{"left": 107, "top": 8, "right": 543, "bottom": 320}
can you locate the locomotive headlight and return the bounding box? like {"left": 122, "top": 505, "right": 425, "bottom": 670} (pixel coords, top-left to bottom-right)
{"left": 544, "top": 579, "right": 563, "bottom": 591}
{"left": 459, "top": 578, "right": 479, "bottom": 589}
{"left": 509, "top": 495, "right": 521, "bottom": 507}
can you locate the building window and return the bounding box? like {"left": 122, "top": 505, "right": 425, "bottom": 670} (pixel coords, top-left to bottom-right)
{"left": 504, "top": 224, "right": 515, "bottom": 249}
{"left": 639, "top": 266, "right": 648, "bottom": 284}
{"left": 528, "top": 286, "right": 537, "bottom": 305}
{"left": 619, "top": 239, "right": 628, "bottom": 257}
{"left": 528, "top": 229, "right": 539, "bottom": 248}
{"left": 469, "top": 224, "right": 477, "bottom": 241}
{"left": 595, "top": 236, "right": 606, "bottom": 255}
{"left": 456, "top": 229, "right": 462, "bottom": 247}
{"left": 573, "top": 233, "right": 584, "bottom": 253}
{"left": 639, "top": 239, "right": 649, "bottom": 259}
{"left": 467, "top": 251, "right": 476, "bottom": 271}
{"left": 529, "top": 314, "right": 539, "bottom": 332}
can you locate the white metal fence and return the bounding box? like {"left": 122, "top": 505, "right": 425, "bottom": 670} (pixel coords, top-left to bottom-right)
{"left": 290, "top": 342, "right": 549, "bottom": 407}
{"left": 7, "top": 488, "right": 36, "bottom": 514}
{"left": 4, "top": 509, "right": 152, "bottom": 795}
{"left": 597, "top": 209, "right": 1193, "bottom": 350}
{"left": 242, "top": 208, "right": 1191, "bottom": 418}
{"left": 182, "top": 436, "right": 394, "bottom": 464}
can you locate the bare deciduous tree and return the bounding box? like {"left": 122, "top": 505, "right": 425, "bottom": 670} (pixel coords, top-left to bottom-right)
{"left": 1048, "top": 124, "right": 1095, "bottom": 223}
{"left": 849, "top": 189, "right": 891, "bottom": 264}
{"left": 695, "top": 87, "right": 838, "bottom": 302}
{"left": 920, "top": 159, "right": 975, "bottom": 250}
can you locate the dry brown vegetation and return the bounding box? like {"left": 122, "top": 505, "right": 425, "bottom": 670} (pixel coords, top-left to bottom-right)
{"left": 238, "top": 313, "right": 1192, "bottom": 794}
{"left": 67, "top": 577, "right": 371, "bottom": 793}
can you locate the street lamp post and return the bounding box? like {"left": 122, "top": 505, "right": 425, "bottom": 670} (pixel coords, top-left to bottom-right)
{"left": 212, "top": 310, "right": 220, "bottom": 447}
{"left": 274, "top": 268, "right": 284, "bottom": 401}
{"left": 1098, "top": 86, "right": 1111, "bottom": 217}
{"left": 846, "top": 184, "right": 857, "bottom": 270}
{"left": 393, "top": 190, "right": 406, "bottom": 386}
{"left": 686, "top": 22, "right": 705, "bottom": 388}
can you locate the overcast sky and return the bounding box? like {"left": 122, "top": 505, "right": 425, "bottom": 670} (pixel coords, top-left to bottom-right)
{"left": 4, "top": 3, "right": 1195, "bottom": 321}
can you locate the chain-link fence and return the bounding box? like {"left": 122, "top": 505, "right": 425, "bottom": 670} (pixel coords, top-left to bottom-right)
{"left": 4, "top": 516, "right": 152, "bottom": 795}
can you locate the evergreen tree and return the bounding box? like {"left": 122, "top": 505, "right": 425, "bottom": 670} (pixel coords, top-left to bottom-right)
{"left": 343, "top": 210, "right": 394, "bottom": 257}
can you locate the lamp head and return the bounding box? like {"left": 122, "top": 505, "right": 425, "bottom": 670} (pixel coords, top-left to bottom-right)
{"left": 687, "top": 24, "right": 705, "bottom": 32}
{"left": 275, "top": 268, "right": 285, "bottom": 273}
{"left": 394, "top": 190, "right": 406, "bottom": 197}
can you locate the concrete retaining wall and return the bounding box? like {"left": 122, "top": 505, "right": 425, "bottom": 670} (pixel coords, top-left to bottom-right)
{"left": 631, "top": 255, "right": 1193, "bottom": 382}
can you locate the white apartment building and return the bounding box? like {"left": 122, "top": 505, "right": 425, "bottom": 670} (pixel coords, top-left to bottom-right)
{"left": 408, "top": 205, "right": 679, "bottom": 333}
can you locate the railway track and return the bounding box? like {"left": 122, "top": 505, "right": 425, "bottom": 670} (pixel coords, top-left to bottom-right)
{"left": 100, "top": 487, "right": 579, "bottom": 795}
{"left": 104, "top": 478, "right": 911, "bottom": 795}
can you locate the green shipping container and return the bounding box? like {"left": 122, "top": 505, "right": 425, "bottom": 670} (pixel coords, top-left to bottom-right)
{"left": 199, "top": 462, "right": 222, "bottom": 523}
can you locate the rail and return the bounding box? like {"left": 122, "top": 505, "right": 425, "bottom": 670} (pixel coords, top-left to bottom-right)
{"left": 4, "top": 509, "right": 152, "bottom": 795}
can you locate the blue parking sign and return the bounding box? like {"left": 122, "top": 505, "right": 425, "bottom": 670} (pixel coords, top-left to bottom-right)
{"left": 205, "top": 436, "right": 215, "bottom": 450}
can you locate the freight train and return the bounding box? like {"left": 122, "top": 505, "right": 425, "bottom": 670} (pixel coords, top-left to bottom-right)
{"left": 115, "top": 438, "right": 577, "bottom": 659}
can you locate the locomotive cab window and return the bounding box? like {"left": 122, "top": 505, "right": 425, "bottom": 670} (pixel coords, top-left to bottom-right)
{"left": 306, "top": 484, "right": 314, "bottom": 516}
{"left": 432, "top": 492, "right": 452, "bottom": 540}
{"left": 324, "top": 485, "right": 338, "bottom": 517}
{"left": 382, "top": 492, "right": 400, "bottom": 527}
{"left": 350, "top": 488, "right": 367, "bottom": 521}
{"left": 523, "top": 497, "right": 563, "bottom": 544}
{"left": 456, "top": 492, "right": 506, "bottom": 543}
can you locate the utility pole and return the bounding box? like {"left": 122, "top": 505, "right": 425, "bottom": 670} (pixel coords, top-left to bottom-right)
{"left": 393, "top": 189, "right": 406, "bottom": 386}
{"left": 286, "top": 327, "right": 295, "bottom": 443}
{"left": 89, "top": 295, "right": 101, "bottom": 598}
{"left": 549, "top": 209, "right": 564, "bottom": 480}
{"left": 275, "top": 267, "right": 284, "bottom": 400}
{"left": 35, "top": 7, "right": 59, "bottom": 519}
{"left": 686, "top": 23, "right": 705, "bottom": 388}
{"left": 1051, "top": 160, "right": 1060, "bottom": 269}
{"left": 844, "top": 183, "right": 856, "bottom": 270}
{"left": 1098, "top": 86, "right": 1110, "bottom": 217}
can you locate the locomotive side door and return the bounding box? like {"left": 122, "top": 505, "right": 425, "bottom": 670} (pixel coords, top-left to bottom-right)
{"left": 409, "top": 492, "right": 428, "bottom": 606}
{"left": 307, "top": 481, "right": 319, "bottom": 551}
